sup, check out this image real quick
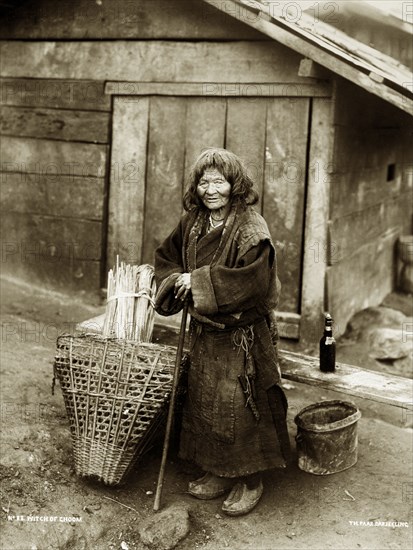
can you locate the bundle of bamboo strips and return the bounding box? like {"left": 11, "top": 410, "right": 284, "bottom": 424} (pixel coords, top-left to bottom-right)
{"left": 102, "top": 258, "right": 156, "bottom": 342}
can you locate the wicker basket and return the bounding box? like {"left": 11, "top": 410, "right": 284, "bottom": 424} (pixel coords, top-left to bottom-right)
{"left": 54, "top": 333, "right": 181, "bottom": 486}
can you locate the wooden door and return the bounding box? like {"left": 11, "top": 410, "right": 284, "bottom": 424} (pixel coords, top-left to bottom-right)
{"left": 108, "top": 95, "right": 310, "bottom": 328}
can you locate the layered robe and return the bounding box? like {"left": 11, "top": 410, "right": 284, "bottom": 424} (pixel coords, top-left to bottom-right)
{"left": 155, "top": 203, "right": 288, "bottom": 477}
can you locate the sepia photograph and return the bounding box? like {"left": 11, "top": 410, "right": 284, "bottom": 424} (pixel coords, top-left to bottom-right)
{"left": 0, "top": 1, "right": 412, "bottom": 549}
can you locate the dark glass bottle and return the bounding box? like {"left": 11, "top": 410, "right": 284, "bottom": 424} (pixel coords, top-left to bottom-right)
{"left": 320, "top": 313, "right": 336, "bottom": 372}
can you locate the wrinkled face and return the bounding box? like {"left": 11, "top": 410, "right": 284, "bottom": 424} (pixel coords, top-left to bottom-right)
{"left": 196, "top": 168, "right": 232, "bottom": 211}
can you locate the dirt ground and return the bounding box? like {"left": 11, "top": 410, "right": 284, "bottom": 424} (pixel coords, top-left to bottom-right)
{"left": 1, "top": 275, "right": 412, "bottom": 550}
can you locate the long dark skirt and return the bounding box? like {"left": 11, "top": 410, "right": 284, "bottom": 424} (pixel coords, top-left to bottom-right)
{"left": 179, "top": 324, "right": 286, "bottom": 478}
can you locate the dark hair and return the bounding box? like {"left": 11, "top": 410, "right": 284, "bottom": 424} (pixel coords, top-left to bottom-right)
{"left": 183, "top": 148, "right": 259, "bottom": 211}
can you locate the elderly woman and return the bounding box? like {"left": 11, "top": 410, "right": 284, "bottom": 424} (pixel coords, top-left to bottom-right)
{"left": 154, "top": 148, "right": 290, "bottom": 516}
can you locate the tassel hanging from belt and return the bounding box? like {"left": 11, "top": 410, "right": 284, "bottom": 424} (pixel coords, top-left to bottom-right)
{"left": 233, "top": 326, "right": 261, "bottom": 422}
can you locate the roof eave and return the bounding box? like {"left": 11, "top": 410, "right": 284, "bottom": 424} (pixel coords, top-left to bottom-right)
{"left": 201, "top": 0, "right": 413, "bottom": 116}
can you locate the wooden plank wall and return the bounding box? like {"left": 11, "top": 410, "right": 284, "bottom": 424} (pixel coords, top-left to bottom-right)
{"left": 0, "top": 36, "right": 313, "bottom": 294}
{"left": 0, "top": 79, "right": 111, "bottom": 290}
{"left": 0, "top": 40, "right": 311, "bottom": 84}
{"left": 0, "top": 0, "right": 321, "bottom": 296}
{"left": 327, "top": 79, "right": 413, "bottom": 336}
{"left": 0, "top": 0, "right": 265, "bottom": 40}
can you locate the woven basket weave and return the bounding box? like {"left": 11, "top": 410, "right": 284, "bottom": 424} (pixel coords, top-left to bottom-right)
{"left": 54, "top": 333, "right": 178, "bottom": 486}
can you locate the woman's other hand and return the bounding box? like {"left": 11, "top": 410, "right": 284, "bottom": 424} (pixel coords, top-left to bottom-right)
{"left": 175, "top": 272, "right": 191, "bottom": 301}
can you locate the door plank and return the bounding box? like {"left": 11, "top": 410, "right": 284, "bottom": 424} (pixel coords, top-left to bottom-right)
{"left": 183, "top": 97, "right": 226, "bottom": 193}
{"left": 107, "top": 97, "right": 149, "bottom": 268}
{"left": 142, "top": 97, "right": 187, "bottom": 264}
{"left": 226, "top": 98, "right": 267, "bottom": 208}
{"left": 300, "top": 97, "right": 333, "bottom": 344}
{"left": 263, "top": 98, "right": 310, "bottom": 313}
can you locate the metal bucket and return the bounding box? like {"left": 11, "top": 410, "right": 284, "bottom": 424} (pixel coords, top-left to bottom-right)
{"left": 294, "top": 400, "right": 361, "bottom": 475}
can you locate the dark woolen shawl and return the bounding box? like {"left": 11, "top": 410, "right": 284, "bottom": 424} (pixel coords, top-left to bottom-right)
{"left": 155, "top": 203, "right": 281, "bottom": 389}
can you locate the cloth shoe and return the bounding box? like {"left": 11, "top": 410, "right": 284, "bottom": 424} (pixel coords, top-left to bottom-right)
{"left": 188, "top": 472, "right": 233, "bottom": 500}
{"left": 221, "top": 478, "right": 264, "bottom": 516}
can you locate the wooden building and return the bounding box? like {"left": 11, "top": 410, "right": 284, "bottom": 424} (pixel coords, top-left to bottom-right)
{"left": 1, "top": 0, "right": 412, "bottom": 344}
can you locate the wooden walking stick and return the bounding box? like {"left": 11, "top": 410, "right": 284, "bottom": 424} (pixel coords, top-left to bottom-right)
{"left": 154, "top": 301, "right": 189, "bottom": 511}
